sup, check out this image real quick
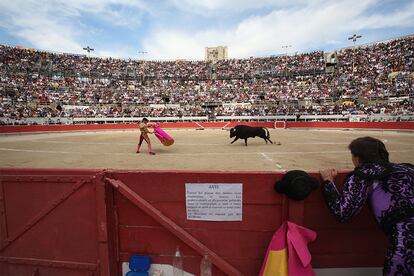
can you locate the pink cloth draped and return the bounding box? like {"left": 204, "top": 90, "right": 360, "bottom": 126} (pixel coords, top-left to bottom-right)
{"left": 259, "top": 221, "right": 317, "bottom": 276}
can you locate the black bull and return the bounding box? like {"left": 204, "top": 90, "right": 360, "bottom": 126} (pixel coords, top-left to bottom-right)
{"left": 229, "top": 125, "right": 273, "bottom": 146}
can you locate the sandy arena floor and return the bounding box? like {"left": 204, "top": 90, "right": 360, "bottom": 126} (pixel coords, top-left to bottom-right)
{"left": 0, "top": 128, "right": 413, "bottom": 172}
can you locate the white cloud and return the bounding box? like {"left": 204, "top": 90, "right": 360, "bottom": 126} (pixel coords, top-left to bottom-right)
{"left": 53, "top": 0, "right": 151, "bottom": 26}
{"left": 142, "top": 30, "right": 205, "bottom": 60}
{"left": 351, "top": 2, "right": 414, "bottom": 29}
{"left": 53, "top": 0, "right": 151, "bottom": 16}
{"left": 0, "top": 1, "right": 83, "bottom": 53}
{"left": 96, "top": 45, "right": 140, "bottom": 59}
{"left": 171, "top": 0, "right": 307, "bottom": 13}
{"left": 0, "top": 0, "right": 413, "bottom": 60}
{"left": 0, "top": 0, "right": 150, "bottom": 54}
{"left": 143, "top": 0, "right": 414, "bottom": 59}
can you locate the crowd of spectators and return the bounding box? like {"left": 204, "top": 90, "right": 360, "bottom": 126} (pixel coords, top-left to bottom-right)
{"left": 0, "top": 36, "right": 413, "bottom": 122}
{"left": 212, "top": 51, "right": 325, "bottom": 78}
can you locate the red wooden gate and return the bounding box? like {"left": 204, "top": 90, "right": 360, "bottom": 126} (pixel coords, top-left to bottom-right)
{"left": 0, "top": 168, "right": 112, "bottom": 276}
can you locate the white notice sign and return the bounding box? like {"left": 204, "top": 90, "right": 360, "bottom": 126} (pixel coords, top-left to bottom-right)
{"left": 185, "top": 183, "right": 243, "bottom": 221}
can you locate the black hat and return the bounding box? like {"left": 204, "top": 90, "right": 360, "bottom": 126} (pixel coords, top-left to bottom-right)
{"left": 274, "top": 170, "right": 319, "bottom": 200}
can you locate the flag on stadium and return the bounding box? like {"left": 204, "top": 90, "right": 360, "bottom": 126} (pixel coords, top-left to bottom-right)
{"left": 259, "top": 221, "right": 317, "bottom": 276}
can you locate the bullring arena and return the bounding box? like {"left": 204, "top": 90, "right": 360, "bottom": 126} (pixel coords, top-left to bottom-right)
{"left": 1, "top": 33, "right": 413, "bottom": 275}
{"left": 0, "top": 127, "right": 413, "bottom": 171}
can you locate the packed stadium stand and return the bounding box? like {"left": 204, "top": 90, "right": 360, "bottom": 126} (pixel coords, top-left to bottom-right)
{"left": 0, "top": 35, "right": 413, "bottom": 125}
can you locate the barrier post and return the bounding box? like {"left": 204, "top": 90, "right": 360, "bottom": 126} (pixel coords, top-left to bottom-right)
{"left": 95, "top": 173, "right": 113, "bottom": 275}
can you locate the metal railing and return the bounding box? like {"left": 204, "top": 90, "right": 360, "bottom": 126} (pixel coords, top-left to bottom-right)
{"left": 1, "top": 113, "right": 413, "bottom": 126}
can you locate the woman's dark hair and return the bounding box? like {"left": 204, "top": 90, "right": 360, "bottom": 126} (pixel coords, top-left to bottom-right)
{"left": 142, "top": 118, "right": 149, "bottom": 123}
{"left": 348, "top": 136, "right": 389, "bottom": 164}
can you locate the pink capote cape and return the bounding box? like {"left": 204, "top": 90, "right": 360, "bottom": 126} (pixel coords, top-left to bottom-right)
{"left": 259, "top": 221, "right": 317, "bottom": 276}
{"left": 151, "top": 123, "right": 174, "bottom": 146}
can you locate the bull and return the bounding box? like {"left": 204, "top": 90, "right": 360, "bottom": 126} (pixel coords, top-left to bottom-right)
{"left": 229, "top": 125, "right": 273, "bottom": 146}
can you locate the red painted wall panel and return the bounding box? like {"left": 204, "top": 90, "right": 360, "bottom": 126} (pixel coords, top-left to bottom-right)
{"left": 0, "top": 123, "right": 136, "bottom": 133}
{"left": 286, "top": 121, "right": 414, "bottom": 130}
{"left": 117, "top": 199, "right": 284, "bottom": 231}
{"left": 3, "top": 180, "right": 75, "bottom": 242}
{"left": 0, "top": 168, "right": 388, "bottom": 275}
{"left": 1, "top": 121, "right": 413, "bottom": 133}
{"left": 108, "top": 170, "right": 386, "bottom": 275}
{"left": 0, "top": 169, "right": 101, "bottom": 276}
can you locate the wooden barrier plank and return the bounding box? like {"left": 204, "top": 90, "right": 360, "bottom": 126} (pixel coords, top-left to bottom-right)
{"left": 111, "top": 171, "right": 284, "bottom": 204}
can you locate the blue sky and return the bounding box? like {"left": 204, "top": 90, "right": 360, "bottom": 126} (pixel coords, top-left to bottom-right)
{"left": 0, "top": 0, "right": 413, "bottom": 60}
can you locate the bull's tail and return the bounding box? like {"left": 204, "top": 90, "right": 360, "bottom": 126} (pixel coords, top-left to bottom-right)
{"left": 263, "top": 127, "right": 270, "bottom": 138}
{"left": 262, "top": 127, "right": 273, "bottom": 144}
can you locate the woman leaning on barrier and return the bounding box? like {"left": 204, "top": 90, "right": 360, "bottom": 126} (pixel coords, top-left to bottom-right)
{"left": 320, "top": 136, "right": 414, "bottom": 276}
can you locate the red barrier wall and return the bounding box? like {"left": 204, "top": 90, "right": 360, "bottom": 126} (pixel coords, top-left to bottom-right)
{"left": 0, "top": 168, "right": 387, "bottom": 276}
{"left": 0, "top": 121, "right": 413, "bottom": 134}
{"left": 0, "top": 123, "right": 137, "bottom": 133}
{"left": 286, "top": 121, "right": 414, "bottom": 130}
